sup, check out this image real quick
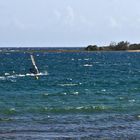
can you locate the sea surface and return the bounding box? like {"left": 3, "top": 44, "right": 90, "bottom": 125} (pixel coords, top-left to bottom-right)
{"left": 0, "top": 48, "right": 140, "bottom": 139}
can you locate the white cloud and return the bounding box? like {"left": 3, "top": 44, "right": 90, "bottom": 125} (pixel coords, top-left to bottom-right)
{"left": 64, "top": 6, "right": 75, "bottom": 26}
{"left": 109, "top": 17, "right": 121, "bottom": 28}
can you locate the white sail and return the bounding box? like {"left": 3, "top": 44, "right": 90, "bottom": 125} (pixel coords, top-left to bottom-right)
{"left": 30, "top": 54, "right": 39, "bottom": 79}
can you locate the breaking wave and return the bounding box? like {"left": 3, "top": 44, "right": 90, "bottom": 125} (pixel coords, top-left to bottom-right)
{"left": 0, "top": 71, "right": 48, "bottom": 81}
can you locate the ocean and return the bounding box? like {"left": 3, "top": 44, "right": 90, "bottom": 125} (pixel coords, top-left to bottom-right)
{"left": 0, "top": 48, "right": 140, "bottom": 139}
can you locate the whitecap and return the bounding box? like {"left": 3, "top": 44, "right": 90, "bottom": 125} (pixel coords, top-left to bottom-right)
{"left": 26, "top": 73, "right": 34, "bottom": 76}
{"left": 73, "top": 92, "right": 79, "bottom": 95}
{"left": 26, "top": 73, "right": 38, "bottom": 77}
{"left": 129, "top": 99, "right": 135, "bottom": 103}
{"left": 5, "top": 73, "right": 10, "bottom": 76}
{"left": 0, "top": 70, "right": 48, "bottom": 81}
{"left": 119, "top": 97, "right": 124, "bottom": 100}
{"left": 7, "top": 75, "right": 17, "bottom": 78}
{"left": 84, "top": 58, "right": 89, "bottom": 61}
{"left": 14, "top": 74, "right": 25, "bottom": 77}
{"left": 43, "top": 93, "right": 49, "bottom": 96}
{"left": 12, "top": 71, "right": 15, "bottom": 74}
{"left": 0, "top": 76, "right": 6, "bottom": 80}
{"left": 59, "top": 83, "right": 78, "bottom": 87}
{"left": 84, "top": 64, "right": 93, "bottom": 67}
{"left": 9, "top": 108, "right": 16, "bottom": 111}
{"left": 68, "top": 78, "right": 72, "bottom": 81}
{"left": 6, "top": 53, "right": 10, "bottom": 55}
{"left": 76, "top": 106, "right": 83, "bottom": 110}
{"left": 9, "top": 79, "right": 17, "bottom": 82}
{"left": 85, "top": 89, "right": 89, "bottom": 91}
{"left": 101, "top": 89, "right": 106, "bottom": 92}
{"left": 38, "top": 71, "right": 48, "bottom": 76}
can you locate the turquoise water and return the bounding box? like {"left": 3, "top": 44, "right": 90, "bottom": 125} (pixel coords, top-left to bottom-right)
{"left": 0, "top": 49, "right": 140, "bottom": 139}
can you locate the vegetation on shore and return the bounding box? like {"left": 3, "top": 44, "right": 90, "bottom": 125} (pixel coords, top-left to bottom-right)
{"left": 1, "top": 41, "right": 140, "bottom": 53}
{"left": 85, "top": 41, "right": 140, "bottom": 51}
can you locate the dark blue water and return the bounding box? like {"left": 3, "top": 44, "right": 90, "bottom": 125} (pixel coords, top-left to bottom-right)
{"left": 0, "top": 49, "right": 140, "bottom": 139}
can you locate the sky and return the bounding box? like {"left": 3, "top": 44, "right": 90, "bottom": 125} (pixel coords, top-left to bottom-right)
{"left": 0, "top": 0, "right": 140, "bottom": 47}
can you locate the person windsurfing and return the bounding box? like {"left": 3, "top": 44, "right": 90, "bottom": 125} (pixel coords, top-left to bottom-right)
{"left": 30, "top": 54, "right": 39, "bottom": 79}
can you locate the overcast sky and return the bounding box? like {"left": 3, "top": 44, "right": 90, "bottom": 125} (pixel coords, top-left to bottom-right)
{"left": 0, "top": 0, "right": 140, "bottom": 47}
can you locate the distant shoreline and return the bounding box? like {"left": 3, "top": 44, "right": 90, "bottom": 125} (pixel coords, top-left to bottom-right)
{"left": 0, "top": 48, "right": 85, "bottom": 53}
{"left": 0, "top": 49, "right": 140, "bottom": 53}
{"left": 127, "top": 50, "right": 140, "bottom": 52}
{"left": 0, "top": 46, "right": 140, "bottom": 53}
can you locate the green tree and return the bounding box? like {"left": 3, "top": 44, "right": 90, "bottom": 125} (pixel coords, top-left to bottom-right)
{"left": 116, "top": 41, "right": 129, "bottom": 50}
{"left": 85, "top": 45, "right": 98, "bottom": 51}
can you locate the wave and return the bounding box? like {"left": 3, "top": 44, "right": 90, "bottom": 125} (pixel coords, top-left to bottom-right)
{"left": 83, "top": 64, "right": 93, "bottom": 67}
{"left": 1, "top": 104, "right": 139, "bottom": 115}
{"left": 42, "top": 91, "right": 79, "bottom": 97}
{"left": 37, "top": 106, "right": 108, "bottom": 113}
{"left": 0, "top": 71, "right": 48, "bottom": 81}
{"left": 0, "top": 76, "right": 6, "bottom": 80}
{"left": 0, "top": 108, "right": 17, "bottom": 115}
{"left": 0, "top": 106, "right": 109, "bottom": 115}
{"left": 0, "top": 118, "right": 13, "bottom": 122}
{"left": 58, "top": 83, "right": 78, "bottom": 87}
{"left": 25, "top": 71, "right": 48, "bottom": 77}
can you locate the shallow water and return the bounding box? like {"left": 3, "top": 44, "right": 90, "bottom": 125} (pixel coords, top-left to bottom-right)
{"left": 0, "top": 49, "right": 140, "bottom": 139}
